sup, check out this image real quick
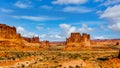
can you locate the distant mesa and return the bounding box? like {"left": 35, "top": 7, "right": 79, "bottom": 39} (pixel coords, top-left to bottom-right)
{"left": 23, "top": 37, "right": 40, "bottom": 43}
{"left": 65, "top": 32, "right": 91, "bottom": 50}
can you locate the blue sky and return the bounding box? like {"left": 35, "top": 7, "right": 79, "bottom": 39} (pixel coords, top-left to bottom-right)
{"left": 0, "top": 0, "right": 120, "bottom": 41}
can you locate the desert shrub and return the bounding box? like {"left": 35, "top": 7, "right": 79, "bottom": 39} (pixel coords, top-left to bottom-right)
{"left": 11, "top": 57, "right": 15, "bottom": 60}
{"left": 57, "top": 52, "right": 62, "bottom": 56}
{"left": 58, "top": 64, "right": 62, "bottom": 67}
{"left": 39, "top": 59, "right": 43, "bottom": 61}
{"left": 21, "top": 64, "right": 25, "bottom": 68}
{"left": 0, "top": 57, "right": 4, "bottom": 60}
{"left": 50, "top": 66, "right": 57, "bottom": 68}
{"left": 69, "top": 66, "right": 74, "bottom": 68}
{"left": 97, "top": 57, "right": 109, "bottom": 61}
{"left": 75, "top": 65, "right": 80, "bottom": 68}
{"left": 54, "top": 60, "right": 58, "bottom": 63}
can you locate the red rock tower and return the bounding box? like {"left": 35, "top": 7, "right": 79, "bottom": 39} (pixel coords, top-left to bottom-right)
{"left": 65, "top": 32, "right": 90, "bottom": 50}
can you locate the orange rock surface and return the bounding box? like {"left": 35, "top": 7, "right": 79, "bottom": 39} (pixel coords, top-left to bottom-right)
{"left": 0, "top": 24, "right": 50, "bottom": 51}
{"left": 65, "top": 32, "right": 90, "bottom": 50}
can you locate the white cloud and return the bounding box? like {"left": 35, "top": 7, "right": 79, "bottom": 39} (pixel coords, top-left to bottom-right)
{"left": 12, "top": 16, "right": 63, "bottom": 21}
{"left": 62, "top": 6, "right": 93, "bottom": 13}
{"left": 100, "top": 5, "right": 120, "bottom": 18}
{"left": 59, "top": 23, "right": 94, "bottom": 36}
{"left": 17, "top": 26, "right": 38, "bottom": 37}
{"left": 94, "top": 36, "right": 106, "bottom": 39}
{"left": 78, "top": 24, "right": 94, "bottom": 33}
{"left": 36, "top": 26, "right": 43, "bottom": 30}
{"left": 14, "top": 0, "right": 31, "bottom": 8}
{"left": 59, "top": 24, "right": 76, "bottom": 36}
{"left": 96, "top": 10, "right": 103, "bottom": 15}
{"left": 52, "top": 0, "right": 88, "bottom": 5}
{"left": 39, "top": 33, "right": 65, "bottom": 41}
{"left": 49, "top": 34, "right": 64, "bottom": 39}
{"left": 100, "top": 5, "right": 120, "bottom": 32}
{"left": 94, "top": 0, "right": 104, "bottom": 2}
{"left": 108, "top": 23, "right": 120, "bottom": 32}
{"left": 40, "top": 5, "right": 52, "bottom": 10}
{"left": 39, "top": 34, "right": 46, "bottom": 38}
{"left": 101, "top": 0, "right": 120, "bottom": 6}
{"left": 0, "top": 8, "right": 13, "bottom": 13}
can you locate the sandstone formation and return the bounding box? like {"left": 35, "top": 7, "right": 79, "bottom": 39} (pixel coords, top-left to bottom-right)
{"left": 91, "top": 39, "right": 120, "bottom": 46}
{"left": 0, "top": 24, "right": 21, "bottom": 39}
{"left": 65, "top": 32, "right": 90, "bottom": 50}
{"left": 0, "top": 24, "right": 50, "bottom": 51}
{"left": 0, "top": 24, "right": 23, "bottom": 47}
{"left": 23, "top": 37, "right": 40, "bottom": 43}
{"left": 41, "top": 40, "right": 50, "bottom": 47}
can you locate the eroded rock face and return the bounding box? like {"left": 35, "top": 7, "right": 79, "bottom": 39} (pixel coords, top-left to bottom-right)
{"left": 23, "top": 37, "right": 40, "bottom": 43}
{"left": 0, "top": 24, "right": 21, "bottom": 39}
{"left": 0, "top": 24, "right": 51, "bottom": 51}
{"left": 65, "top": 32, "right": 90, "bottom": 50}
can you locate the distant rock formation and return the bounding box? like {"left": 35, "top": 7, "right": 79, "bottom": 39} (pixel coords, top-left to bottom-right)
{"left": 65, "top": 32, "right": 90, "bottom": 50}
{"left": 41, "top": 40, "right": 50, "bottom": 47}
{"left": 23, "top": 37, "right": 40, "bottom": 43}
{"left": 91, "top": 39, "right": 120, "bottom": 46}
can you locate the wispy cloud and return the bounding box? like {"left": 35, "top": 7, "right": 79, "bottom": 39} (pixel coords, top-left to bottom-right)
{"left": 52, "top": 0, "right": 88, "bottom": 5}
{"left": 0, "top": 8, "right": 13, "bottom": 13}
{"left": 94, "top": 36, "right": 106, "bottom": 39}
{"left": 36, "top": 26, "right": 43, "bottom": 30}
{"left": 14, "top": 0, "right": 32, "bottom": 8}
{"left": 94, "top": 0, "right": 104, "bottom": 2}
{"left": 101, "top": 0, "right": 120, "bottom": 6}
{"left": 12, "top": 15, "right": 64, "bottom": 21}
{"left": 62, "top": 6, "right": 93, "bottom": 13}
{"left": 40, "top": 5, "right": 53, "bottom": 10}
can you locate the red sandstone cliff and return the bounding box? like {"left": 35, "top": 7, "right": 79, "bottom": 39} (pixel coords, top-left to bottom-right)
{"left": 0, "top": 24, "right": 21, "bottom": 39}
{"left": 0, "top": 24, "right": 50, "bottom": 51}
{"left": 65, "top": 32, "right": 90, "bottom": 50}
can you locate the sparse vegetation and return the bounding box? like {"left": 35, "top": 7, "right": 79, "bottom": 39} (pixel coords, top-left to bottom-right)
{"left": 0, "top": 49, "right": 119, "bottom": 68}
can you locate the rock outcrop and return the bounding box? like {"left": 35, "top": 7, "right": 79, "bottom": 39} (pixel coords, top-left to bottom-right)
{"left": 23, "top": 37, "right": 40, "bottom": 43}
{"left": 0, "top": 24, "right": 51, "bottom": 51}
{"left": 41, "top": 40, "right": 50, "bottom": 47}
{"left": 91, "top": 39, "right": 120, "bottom": 46}
{"left": 0, "top": 24, "right": 21, "bottom": 39}
{"left": 65, "top": 32, "right": 90, "bottom": 50}
{"left": 0, "top": 24, "right": 43, "bottom": 51}
{"left": 0, "top": 24, "right": 41, "bottom": 43}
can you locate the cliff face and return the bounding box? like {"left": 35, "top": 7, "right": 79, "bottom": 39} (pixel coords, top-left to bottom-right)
{"left": 0, "top": 24, "right": 41, "bottom": 43}
{"left": 0, "top": 24, "right": 23, "bottom": 47}
{"left": 0, "top": 24, "right": 50, "bottom": 51}
{"left": 0, "top": 24, "right": 21, "bottom": 39}
{"left": 65, "top": 32, "right": 90, "bottom": 50}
